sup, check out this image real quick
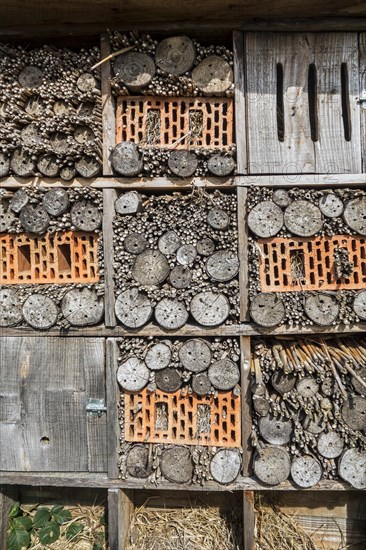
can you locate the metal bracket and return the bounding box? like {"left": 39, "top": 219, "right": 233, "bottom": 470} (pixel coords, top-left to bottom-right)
{"left": 359, "top": 91, "right": 366, "bottom": 110}
{"left": 86, "top": 398, "right": 106, "bottom": 417}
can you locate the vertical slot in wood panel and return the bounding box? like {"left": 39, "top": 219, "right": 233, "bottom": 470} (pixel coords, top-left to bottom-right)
{"left": 276, "top": 63, "right": 285, "bottom": 141}
{"left": 308, "top": 63, "right": 319, "bottom": 141}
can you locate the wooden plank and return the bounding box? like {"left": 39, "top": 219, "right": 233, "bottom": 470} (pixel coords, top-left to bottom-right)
{"left": 108, "top": 489, "right": 134, "bottom": 550}
{"left": 240, "top": 336, "right": 252, "bottom": 476}
{"left": 103, "top": 189, "right": 117, "bottom": 327}
{"left": 243, "top": 491, "right": 255, "bottom": 550}
{"left": 237, "top": 186, "right": 249, "bottom": 321}
{"left": 360, "top": 33, "right": 366, "bottom": 173}
{"left": 101, "top": 32, "right": 116, "bottom": 176}
{"left": 106, "top": 339, "right": 120, "bottom": 479}
{"left": 0, "top": 486, "right": 18, "bottom": 550}
{"left": 233, "top": 30, "right": 247, "bottom": 174}
{"left": 120, "top": 490, "right": 134, "bottom": 549}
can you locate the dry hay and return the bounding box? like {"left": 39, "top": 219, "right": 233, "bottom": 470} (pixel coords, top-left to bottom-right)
{"left": 126, "top": 503, "right": 242, "bottom": 550}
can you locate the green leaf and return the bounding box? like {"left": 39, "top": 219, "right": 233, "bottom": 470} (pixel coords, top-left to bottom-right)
{"left": 13, "top": 517, "right": 32, "bottom": 532}
{"left": 38, "top": 521, "right": 60, "bottom": 545}
{"left": 53, "top": 508, "right": 72, "bottom": 525}
{"left": 93, "top": 544, "right": 103, "bottom": 550}
{"left": 66, "top": 523, "right": 84, "bottom": 540}
{"left": 50, "top": 505, "right": 64, "bottom": 514}
{"left": 99, "top": 512, "right": 106, "bottom": 526}
{"left": 7, "top": 528, "right": 31, "bottom": 550}
{"left": 33, "top": 508, "right": 51, "bottom": 529}
{"left": 9, "top": 502, "right": 21, "bottom": 518}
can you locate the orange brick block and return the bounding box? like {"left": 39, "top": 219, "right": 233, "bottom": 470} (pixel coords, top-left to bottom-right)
{"left": 116, "top": 96, "right": 234, "bottom": 150}
{"left": 258, "top": 235, "right": 366, "bottom": 292}
{"left": 0, "top": 231, "right": 99, "bottom": 285}
{"left": 124, "top": 387, "right": 241, "bottom": 448}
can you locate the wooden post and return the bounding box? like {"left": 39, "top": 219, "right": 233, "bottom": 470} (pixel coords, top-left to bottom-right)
{"left": 243, "top": 490, "right": 255, "bottom": 550}
{"left": 108, "top": 488, "right": 134, "bottom": 550}
{"left": 101, "top": 32, "right": 116, "bottom": 176}
{"left": 240, "top": 336, "right": 252, "bottom": 476}
{"left": 0, "top": 485, "right": 18, "bottom": 550}
{"left": 233, "top": 30, "right": 247, "bottom": 175}
{"left": 106, "top": 338, "right": 120, "bottom": 479}
{"left": 237, "top": 186, "right": 250, "bottom": 321}
{"left": 103, "top": 189, "right": 117, "bottom": 327}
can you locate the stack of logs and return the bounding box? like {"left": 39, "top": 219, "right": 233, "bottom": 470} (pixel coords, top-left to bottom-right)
{"left": 0, "top": 44, "right": 102, "bottom": 179}
{"left": 113, "top": 189, "right": 240, "bottom": 330}
{"left": 117, "top": 337, "right": 243, "bottom": 486}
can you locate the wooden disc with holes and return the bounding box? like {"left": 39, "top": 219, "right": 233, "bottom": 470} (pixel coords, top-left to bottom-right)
{"left": 61, "top": 288, "right": 104, "bottom": 327}
{"left": 351, "top": 368, "right": 366, "bottom": 395}
{"left": 158, "top": 231, "right": 181, "bottom": 255}
{"left": 18, "top": 66, "right": 43, "bottom": 88}
{"left": 155, "top": 298, "right": 189, "bottom": 330}
{"left": 169, "top": 266, "right": 192, "bottom": 289}
{"left": 343, "top": 197, "right": 366, "bottom": 235}
{"left": 50, "top": 132, "right": 72, "bottom": 155}
{"left": 254, "top": 446, "right": 291, "bottom": 485}
{"left": 161, "top": 446, "right": 193, "bottom": 483}
{"left": 250, "top": 293, "right": 285, "bottom": 327}
{"left": 207, "top": 208, "right": 230, "bottom": 230}
{"left": 207, "top": 154, "right": 235, "bottom": 176}
{"left": 318, "top": 194, "right": 344, "bottom": 218}
{"left": 42, "top": 189, "right": 69, "bottom": 216}
{"left": 258, "top": 416, "right": 293, "bottom": 445}
{"left": 303, "top": 417, "right": 326, "bottom": 435}
{"left": 176, "top": 245, "right": 197, "bottom": 266}
{"left": 71, "top": 200, "right": 102, "bottom": 231}
{"left": 271, "top": 371, "right": 296, "bottom": 394}
{"left": 145, "top": 343, "right": 172, "bottom": 371}
{"left": 317, "top": 431, "right": 344, "bottom": 458}
{"left": 0, "top": 289, "right": 22, "bottom": 327}
{"left": 37, "top": 154, "right": 59, "bottom": 177}
{"left": 53, "top": 100, "right": 70, "bottom": 116}
{"left": 210, "top": 449, "right": 241, "bottom": 484}
{"left": 115, "top": 289, "right": 152, "bottom": 328}
{"left": 20, "top": 204, "right": 50, "bottom": 234}
{"left": 190, "top": 291, "right": 230, "bottom": 326}
{"left": 353, "top": 290, "right": 366, "bottom": 320}
{"left": 0, "top": 201, "right": 16, "bottom": 231}
{"left": 341, "top": 396, "right": 366, "bottom": 432}
{"left": 192, "top": 56, "right": 233, "bottom": 95}
{"left": 22, "top": 294, "right": 58, "bottom": 330}
{"left": 115, "top": 191, "right": 142, "bottom": 215}
{"left": 10, "top": 189, "right": 28, "bottom": 213}
{"left": 296, "top": 377, "right": 319, "bottom": 398}
{"left": 11, "top": 149, "right": 36, "bottom": 177}
{"left": 197, "top": 237, "right": 215, "bottom": 256}
{"left": 132, "top": 250, "right": 170, "bottom": 286}
{"left": 192, "top": 373, "right": 211, "bottom": 395}
{"left": 21, "top": 124, "right": 43, "bottom": 147}
{"left": 114, "top": 52, "right": 155, "bottom": 91}
{"left": 124, "top": 233, "right": 147, "bottom": 254}
{"left": 111, "top": 142, "right": 143, "bottom": 177}
{"left": 253, "top": 395, "right": 270, "bottom": 417}
{"left": 76, "top": 72, "right": 97, "bottom": 92}
{"left": 74, "top": 126, "right": 95, "bottom": 144}
{"left": 126, "top": 445, "right": 152, "bottom": 478}
{"left": 248, "top": 201, "right": 283, "bottom": 238}
{"left": 168, "top": 150, "right": 198, "bottom": 177}
{"left": 304, "top": 294, "right": 340, "bottom": 326}
{"left": 208, "top": 359, "right": 240, "bottom": 390}
{"left": 78, "top": 101, "right": 95, "bottom": 116}
{"left": 291, "top": 455, "right": 322, "bottom": 488}
{"left": 206, "top": 250, "right": 239, "bottom": 282}
{"left": 155, "top": 36, "right": 195, "bottom": 76}
{"left": 117, "top": 357, "right": 150, "bottom": 392}
{"left": 284, "top": 200, "right": 323, "bottom": 236}
{"left": 155, "top": 367, "right": 182, "bottom": 392}
{"left": 75, "top": 156, "right": 101, "bottom": 178}
{"left": 0, "top": 153, "right": 10, "bottom": 177}
{"left": 339, "top": 448, "right": 366, "bottom": 489}
{"left": 60, "top": 166, "right": 76, "bottom": 181}
{"left": 272, "top": 189, "right": 291, "bottom": 208}
{"left": 25, "top": 95, "right": 44, "bottom": 117}
{"left": 179, "top": 339, "right": 212, "bottom": 373}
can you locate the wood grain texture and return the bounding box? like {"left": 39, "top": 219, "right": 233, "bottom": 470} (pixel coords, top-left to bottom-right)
{"left": 108, "top": 489, "right": 134, "bottom": 550}
{"left": 240, "top": 337, "right": 252, "bottom": 476}
{"left": 233, "top": 31, "right": 247, "bottom": 174}
{"left": 237, "top": 187, "right": 249, "bottom": 321}
{"left": 360, "top": 33, "right": 366, "bottom": 173}
{"left": 103, "top": 189, "right": 117, "bottom": 327}
{"left": 243, "top": 491, "right": 255, "bottom": 550}
{"left": 101, "top": 32, "right": 116, "bottom": 176}
{"left": 106, "top": 339, "right": 120, "bottom": 480}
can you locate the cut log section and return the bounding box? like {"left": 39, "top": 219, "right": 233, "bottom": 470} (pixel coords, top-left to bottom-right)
{"left": 271, "top": 371, "right": 296, "bottom": 394}
{"left": 208, "top": 359, "right": 240, "bottom": 390}
{"left": 76, "top": 72, "right": 97, "bottom": 92}
{"left": 343, "top": 197, "right": 366, "bottom": 235}
{"left": 75, "top": 156, "right": 101, "bottom": 178}
{"left": 61, "top": 288, "right": 104, "bottom": 326}
{"left": 10, "top": 189, "right": 28, "bottom": 213}
{"left": 176, "top": 244, "right": 197, "bottom": 266}
{"left": 353, "top": 290, "right": 366, "bottom": 320}
{"left": 318, "top": 194, "right": 344, "bottom": 218}
{"left": 117, "top": 357, "right": 150, "bottom": 392}
{"left": 296, "top": 377, "right": 319, "bottom": 398}
{"left": 197, "top": 237, "right": 215, "bottom": 256}
{"left": 25, "top": 95, "right": 44, "bottom": 117}
{"left": 192, "top": 373, "right": 211, "bottom": 395}
{"left": 207, "top": 208, "right": 230, "bottom": 230}
{"left": 341, "top": 396, "right": 366, "bottom": 432}
{"left": 115, "top": 191, "right": 142, "bottom": 215}
{"left": 253, "top": 395, "right": 270, "bottom": 417}
{"left": 248, "top": 201, "right": 283, "bottom": 238}
{"left": 132, "top": 250, "right": 170, "bottom": 286}
{"left": 258, "top": 415, "right": 293, "bottom": 445}
{"left": 207, "top": 154, "right": 235, "bottom": 176}
{"left": 11, "top": 149, "right": 36, "bottom": 177}
{"left": 18, "top": 65, "right": 43, "bottom": 88}
{"left": 155, "top": 36, "right": 195, "bottom": 76}
{"left": 303, "top": 417, "right": 325, "bottom": 435}
{"left": 0, "top": 201, "right": 16, "bottom": 231}
{"left": 250, "top": 293, "right": 285, "bottom": 327}
{"left": 50, "top": 132, "right": 73, "bottom": 155}
{"left": 21, "top": 124, "right": 43, "bottom": 147}
{"left": 206, "top": 250, "right": 239, "bottom": 282}
{"left": 190, "top": 291, "right": 230, "bottom": 326}
{"left": 192, "top": 56, "right": 233, "bottom": 95}
{"left": 304, "top": 294, "right": 340, "bottom": 326}
{"left": 22, "top": 294, "right": 58, "bottom": 330}
{"left": 115, "top": 289, "right": 153, "bottom": 328}
{"left": 19, "top": 204, "right": 50, "bottom": 234}
{"left": 74, "top": 126, "right": 95, "bottom": 145}
{"left": 145, "top": 343, "right": 172, "bottom": 371}
{"left": 339, "top": 448, "right": 366, "bottom": 489}
{"left": 126, "top": 445, "right": 152, "bottom": 478}
{"left": 284, "top": 200, "right": 323, "bottom": 236}
{"left": 124, "top": 233, "right": 147, "bottom": 254}
{"left": 168, "top": 150, "right": 198, "bottom": 177}
{"left": 0, "top": 152, "right": 10, "bottom": 177}
{"left": 160, "top": 446, "right": 193, "bottom": 484}
{"left": 272, "top": 189, "right": 291, "bottom": 208}
{"left": 254, "top": 446, "right": 291, "bottom": 485}
{"left": 317, "top": 431, "right": 344, "bottom": 458}
{"left": 351, "top": 368, "right": 366, "bottom": 395}
{"left": 114, "top": 52, "right": 156, "bottom": 91}
{"left": 179, "top": 339, "right": 212, "bottom": 373}
{"left": 37, "top": 154, "right": 59, "bottom": 177}
{"left": 111, "top": 142, "right": 143, "bottom": 177}
{"left": 60, "top": 166, "right": 76, "bottom": 181}
{"left": 290, "top": 455, "right": 322, "bottom": 488}
{"left": 0, "top": 288, "right": 22, "bottom": 327}
{"left": 70, "top": 200, "right": 102, "bottom": 231}
{"left": 158, "top": 231, "right": 181, "bottom": 255}
{"left": 53, "top": 100, "right": 70, "bottom": 116}
{"left": 169, "top": 266, "right": 192, "bottom": 289}
{"left": 42, "top": 189, "right": 69, "bottom": 216}
{"left": 210, "top": 449, "right": 241, "bottom": 485}
{"left": 154, "top": 298, "right": 189, "bottom": 330}
{"left": 155, "top": 367, "right": 182, "bottom": 392}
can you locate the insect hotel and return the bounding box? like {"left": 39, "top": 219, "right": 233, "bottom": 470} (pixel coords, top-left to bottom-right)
{"left": 0, "top": 2, "right": 366, "bottom": 549}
